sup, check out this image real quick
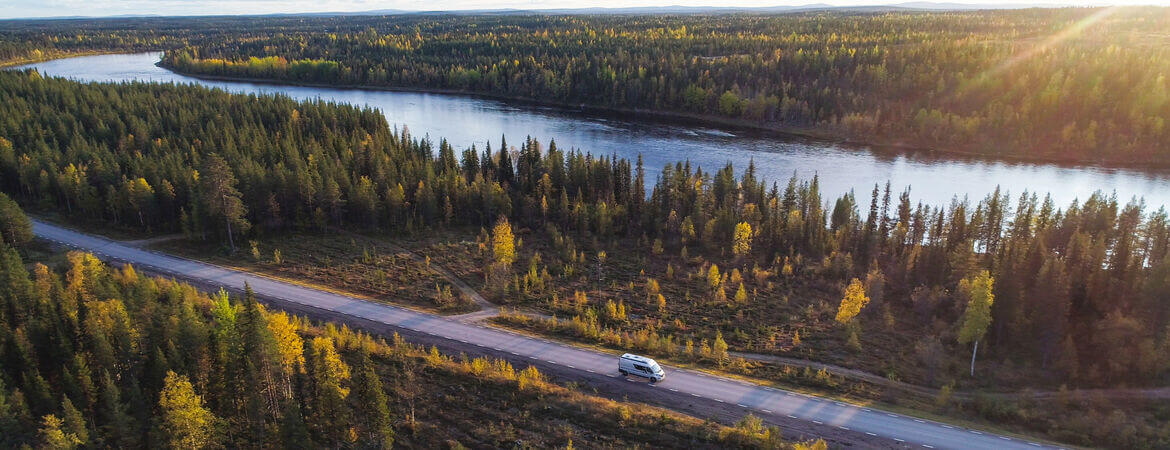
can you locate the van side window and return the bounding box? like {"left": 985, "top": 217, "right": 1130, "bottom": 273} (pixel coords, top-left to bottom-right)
{"left": 634, "top": 364, "right": 649, "bottom": 372}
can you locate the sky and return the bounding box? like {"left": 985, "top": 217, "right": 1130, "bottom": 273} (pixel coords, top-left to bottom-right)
{"left": 3, "top": 0, "right": 1169, "bottom": 19}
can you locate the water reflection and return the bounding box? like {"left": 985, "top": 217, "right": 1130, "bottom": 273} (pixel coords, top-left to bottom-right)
{"left": 14, "top": 52, "right": 1170, "bottom": 208}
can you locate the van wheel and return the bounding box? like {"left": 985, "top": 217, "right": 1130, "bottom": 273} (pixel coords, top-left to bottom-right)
{"left": 619, "top": 370, "right": 628, "bottom": 376}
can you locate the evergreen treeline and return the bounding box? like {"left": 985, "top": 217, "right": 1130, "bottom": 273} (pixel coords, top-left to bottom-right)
{"left": 1, "top": 69, "right": 1168, "bottom": 390}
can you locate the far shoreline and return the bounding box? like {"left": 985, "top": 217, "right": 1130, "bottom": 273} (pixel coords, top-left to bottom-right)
{"left": 6, "top": 50, "right": 1168, "bottom": 172}
{"left": 155, "top": 58, "right": 1170, "bottom": 172}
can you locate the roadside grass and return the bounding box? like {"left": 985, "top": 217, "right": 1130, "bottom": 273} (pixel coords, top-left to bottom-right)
{"left": 486, "top": 314, "right": 1096, "bottom": 449}
{"left": 152, "top": 230, "right": 479, "bottom": 314}
{"left": 309, "top": 315, "right": 816, "bottom": 449}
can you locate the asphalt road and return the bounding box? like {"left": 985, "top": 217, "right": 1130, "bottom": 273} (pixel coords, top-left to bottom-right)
{"left": 33, "top": 219, "right": 1062, "bottom": 450}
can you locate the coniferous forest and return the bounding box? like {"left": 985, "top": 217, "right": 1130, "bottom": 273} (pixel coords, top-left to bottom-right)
{"left": 3, "top": 9, "right": 1170, "bottom": 164}
{"left": 2, "top": 7, "right": 1170, "bottom": 449}
{"left": 1, "top": 68, "right": 1167, "bottom": 390}
{"left": 6, "top": 9, "right": 1166, "bottom": 164}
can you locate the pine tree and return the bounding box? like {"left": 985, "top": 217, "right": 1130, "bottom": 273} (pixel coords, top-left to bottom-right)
{"left": 305, "top": 337, "right": 351, "bottom": 445}
{"left": 352, "top": 351, "right": 394, "bottom": 449}
{"left": 0, "top": 193, "right": 32, "bottom": 247}
{"left": 199, "top": 153, "right": 248, "bottom": 252}
{"left": 96, "top": 372, "right": 138, "bottom": 448}
{"left": 278, "top": 396, "right": 313, "bottom": 449}
{"left": 238, "top": 284, "right": 282, "bottom": 439}
{"left": 59, "top": 398, "right": 88, "bottom": 447}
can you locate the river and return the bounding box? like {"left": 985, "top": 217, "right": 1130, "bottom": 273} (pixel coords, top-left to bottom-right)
{"left": 13, "top": 52, "right": 1170, "bottom": 209}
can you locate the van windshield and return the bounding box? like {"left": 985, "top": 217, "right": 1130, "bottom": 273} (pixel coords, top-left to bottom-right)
{"left": 649, "top": 362, "right": 663, "bottom": 373}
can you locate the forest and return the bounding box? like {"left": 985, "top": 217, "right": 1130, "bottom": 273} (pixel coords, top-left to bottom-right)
{"left": 157, "top": 8, "right": 1169, "bottom": 165}
{"left": 0, "top": 233, "right": 822, "bottom": 448}
{"left": 1, "top": 66, "right": 1168, "bottom": 394}
{"left": 4, "top": 9, "right": 1170, "bottom": 164}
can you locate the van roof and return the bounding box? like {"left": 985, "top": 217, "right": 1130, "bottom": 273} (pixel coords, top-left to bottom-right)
{"left": 620, "top": 353, "right": 654, "bottom": 363}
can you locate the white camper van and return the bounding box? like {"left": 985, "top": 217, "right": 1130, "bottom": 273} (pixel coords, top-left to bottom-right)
{"left": 619, "top": 353, "right": 665, "bottom": 382}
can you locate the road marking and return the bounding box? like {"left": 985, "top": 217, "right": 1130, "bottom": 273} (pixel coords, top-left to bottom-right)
{"left": 691, "top": 393, "right": 701, "bottom": 397}
{"left": 865, "top": 432, "right": 877, "bottom": 436}
{"left": 836, "top": 402, "right": 847, "bottom": 406}
{"left": 914, "top": 419, "right": 925, "bottom": 423}
{"left": 545, "top": 360, "right": 557, "bottom": 364}
{"left": 812, "top": 421, "right": 823, "bottom": 425}
{"left": 761, "top": 409, "right": 772, "bottom": 414}
{"left": 887, "top": 413, "right": 897, "bottom": 417}
{"left": 1028, "top": 444, "right": 1042, "bottom": 447}
{"left": 838, "top": 426, "right": 849, "bottom": 431}
{"left": 787, "top": 415, "right": 797, "bottom": 419}
{"left": 941, "top": 425, "right": 953, "bottom": 429}
{"left": 999, "top": 437, "right": 1011, "bottom": 441}
{"left": 894, "top": 438, "right": 905, "bottom": 442}
{"left": 668, "top": 388, "right": 678, "bottom": 392}
{"left": 923, "top": 445, "right": 935, "bottom": 449}
{"left": 715, "top": 399, "right": 724, "bottom": 403}
{"left": 566, "top": 365, "right": 575, "bottom": 369}
{"left": 970, "top": 431, "right": 983, "bottom": 435}
{"left": 736, "top": 403, "right": 748, "bottom": 408}
{"left": 529, "top": 356, "right": 537, "bottom": 359}
{"left": 586, "top": 369, "right": 595, "bottom": 374}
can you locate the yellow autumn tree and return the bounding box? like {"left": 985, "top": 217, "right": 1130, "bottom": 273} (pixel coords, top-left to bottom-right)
{"left": 491, "top": 216, "right": 516, "bottom": 266}
{"left": 713, "top": 331, "right": 730, "bottom": 366}
{"left": 158, "top": 371, "right": 219, "bottom": 449}
{"left": 645, "top": 277, "right": 660, "bottom": 304}
{"left": 732, "top": 221, "right": 753, "bottom": 257}
{"left": 266, "top": 310, "right": 305, "bottom": 397}
{"left": 958, "top": 270, "right": 995, "bottom": 376}
{"left": 834, "top": 278, "right": 870, "bottom": 324}
{"left": 707, "top": 264, "right": 722, "bottom": 293}
{"left": 37, "top": 414, "right": 82, "bottom": 450}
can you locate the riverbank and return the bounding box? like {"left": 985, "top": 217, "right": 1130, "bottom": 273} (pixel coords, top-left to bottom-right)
{"left": 158, "top": 61, "right": 1169, "bottom": 171}
{"left": 0, "top": 50, "right": 128, "bottom": 69}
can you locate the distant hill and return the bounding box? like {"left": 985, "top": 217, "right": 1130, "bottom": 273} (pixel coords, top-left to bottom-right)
{"left": 392, "top": 3, "right": 1064, "bottom": 15}
{"left": 3, "top": 3, "right": 1076, "bottom": 21}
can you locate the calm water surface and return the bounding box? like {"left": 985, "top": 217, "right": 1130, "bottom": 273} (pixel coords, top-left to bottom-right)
{"left": 15, "top": 52, "right": 1170, "bottom": 208}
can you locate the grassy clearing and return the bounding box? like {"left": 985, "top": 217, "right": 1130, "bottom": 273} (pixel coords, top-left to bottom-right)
{"left": 153, "top": 231, "right": 478, "bottom": 314}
